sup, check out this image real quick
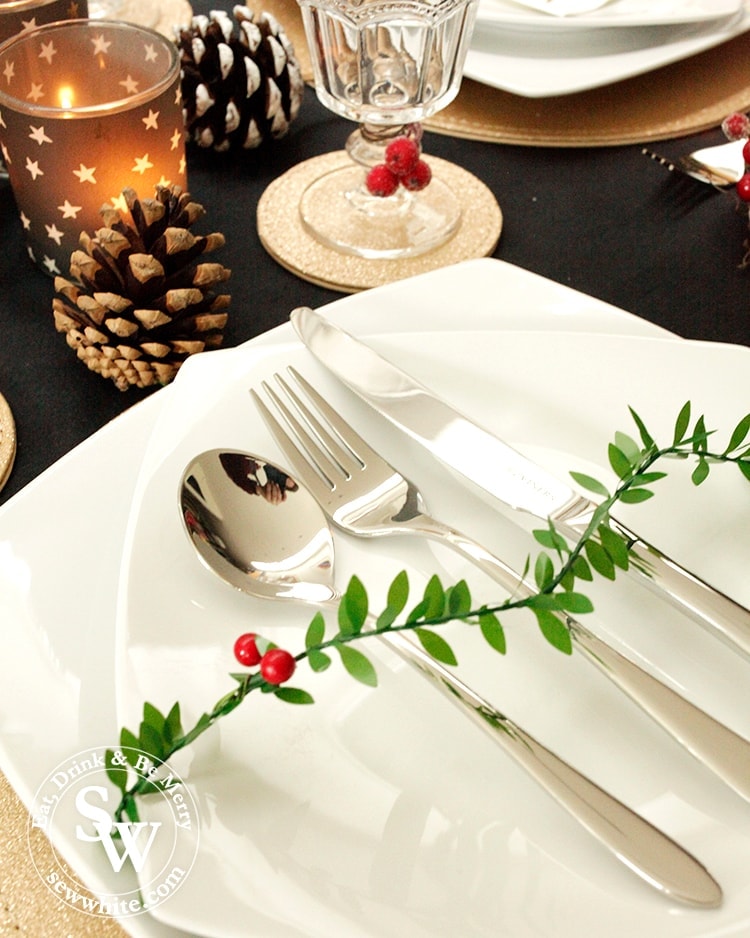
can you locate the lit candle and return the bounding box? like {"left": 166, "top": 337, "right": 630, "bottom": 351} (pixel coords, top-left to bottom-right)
{"left": 0, "top": 20, "right": 185, "bottom": 276}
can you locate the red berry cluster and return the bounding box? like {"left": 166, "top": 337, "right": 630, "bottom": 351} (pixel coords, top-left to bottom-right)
{"left": 233, "top": 632, "right": 296, "bottom": 685}
{"left": 722, "top": 112, "right": 750, "bottom": 203}
{"left": 365, "top": 136, "right": 432, "bottom": 198}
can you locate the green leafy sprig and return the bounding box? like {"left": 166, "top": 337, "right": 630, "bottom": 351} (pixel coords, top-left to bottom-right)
{"left": 112, "top": 403, "right": 750, "bottom": 824}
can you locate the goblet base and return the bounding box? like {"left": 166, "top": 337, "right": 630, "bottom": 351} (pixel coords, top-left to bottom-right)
{"left": 299, "top": 164, "right": 462, "bottom": 260}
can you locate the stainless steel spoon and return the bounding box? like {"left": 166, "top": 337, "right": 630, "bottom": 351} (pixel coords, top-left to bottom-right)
{"left": 179, "top": 448, "right": 722, "bottom": 908}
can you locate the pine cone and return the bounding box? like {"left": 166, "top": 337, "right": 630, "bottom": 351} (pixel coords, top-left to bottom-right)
{"left": 177, "top": 5, "right": 305, "bottom": 152}
{"left": 52, "top": 185, "right": 231, "bottom": 391}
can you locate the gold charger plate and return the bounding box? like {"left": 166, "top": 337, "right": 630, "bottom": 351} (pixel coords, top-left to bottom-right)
{"left": 0, "top": 392, "right": 16, "bottom": 494}
{"left": 243, "top": 0, "right": 750, "bottom": 146}
{"left": 257, "top": 151, "right": 502, "bottom": 292}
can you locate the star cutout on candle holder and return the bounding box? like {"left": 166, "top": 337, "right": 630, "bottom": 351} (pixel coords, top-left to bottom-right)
{"left": 4, "top": 61, "right": 16, "bottom": 83}
{"left": 42, "top": 255, "right": 60, "bottom": 274}
{"left": 73, "top": 163, "right": 97, "bottom": 184}
{"left": 45, "top": 223, "right": 64, "bottom": 245}
{"left": 1, "top": 142, "right": 10, "bottom": 164}
{"left": 20, "top": 213, "right": 30, "bottom": 230}
{"left": 120, "top": 75, "right": 139, "bottom": 95}
{"left": 132, "top": 153, "right": 154, "bottom": 174}
{"left": 25, "top": 157, "right": 43, "bottom": 179}
{"left": 144, "top": 43, "right": 158, "bottom": 62}
{"left": 91, "top": 35, "right": 112, "bottom": 55}
{"left": 58, "top": 200, "right": 82, "bottom": 218}
{"left": 67, "top": 1, "right": 80, "bottom": 14}
{"left": 27, "top": 83, "right": 44, "bottom": 103}
{"left": 20, "top": 18, "right": 37, "bottom": 33}
{"left": 142, "top": 109, "right": 159, "bottom": 130}
{"left": 38, "top": 42, "right": 57, "bottom": 65}
{"left": 28, "top": 125, "right": 52, "bottom": 145}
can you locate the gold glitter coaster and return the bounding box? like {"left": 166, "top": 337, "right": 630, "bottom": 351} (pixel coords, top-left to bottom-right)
{"left": 257, "top": 151, "right": 502, "bottom": 292}
{"left": 0, "top": 392, "right": 16, "bottom": 494}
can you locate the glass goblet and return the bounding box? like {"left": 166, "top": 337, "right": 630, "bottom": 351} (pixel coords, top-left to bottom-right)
{"left": 298, "top": 0, "right": 478, "bottom": 259}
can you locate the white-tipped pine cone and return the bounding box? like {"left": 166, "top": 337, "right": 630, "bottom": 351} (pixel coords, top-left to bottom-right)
{"left": 177, "top": 5, "right": 304, "bottom": 151}
{"left": 52, "top": 185, "right": 231, "bottom": 391}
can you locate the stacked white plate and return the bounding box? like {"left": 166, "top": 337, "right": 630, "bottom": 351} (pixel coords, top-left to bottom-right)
{"left": 465, "top": 0, "right": 750, "bottom": 96}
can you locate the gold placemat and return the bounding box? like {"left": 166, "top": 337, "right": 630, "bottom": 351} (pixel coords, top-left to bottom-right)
{"left": 114, "top": 0, "right": 193, "bottom": 35}
{"left": 0, "top": 392, "right": 16, "bottom": 494}
{"left": 257, "top": 151, "right": 502, "bottom": 292}
{"left": 0, "top": 774, "right": 128, "bottom": 937}
{"left": 240, "top": 0, "right": 750, "bottom": 146}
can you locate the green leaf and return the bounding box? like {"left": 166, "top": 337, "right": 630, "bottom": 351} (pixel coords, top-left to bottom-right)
{"left": 415, "top": 628, "right": 458, "bottom": 666}
{"left": 447, "top": 580, "right": 472, "bottom": 617}
{"left": 534, "top": 552, "right": 555, "bottom": 591}
{"left": 724, "top": 413, "right": 750, "bottom": 454}
{"left": 570, "top": 471, "right": 609, "bottom": 498}
{"left": 406, "top": 598, "right": 428, "bottom": 624}
{"left": 387, "top": 570, "right": 409, "bottom": 615}
{"left": 692, "top": 415, "right": 708, "bottom": 454}
{"left": 584, "top": 540, "right": 615, "bottom": 580}
{"left": 628, "top": 406, "right": 655, "bottom": 450}
{"left": 673, "top": 401, "right": 691, "bottom": 445}
{"left": 307, "top": 648, "right": 332, "bottom": 673}
{"left": 629, "top": 471, "right": 667, "bottom": 486}
{"left": 533, "top": 525, "right": 569, "bottom": 555}
{"left": 305, "top": 611, "right": 326, "bottom": 650}
{"left": 554, "top": 591, "right": 594, "bottom": 614}
{"left": 137, "top": 722, "right": 165, "bottom": 761}
{"left": 691, "top": 457, "right": 710, "bottom": 486}
{"left": 273, "top": 687, "right": 315, "bottom": 705}
{"left": 572, "top": 554, "right": 593, "bottom": 581}
{"left": 739, "top": 459, "right": 750, "bottom": 482}
{"left": 375, "top": 570, "right": 410, "bottom": 630}
{"left": 479, "top": 611, "right": 506, "bottom": 654}
{"left": 423, "top": 575, "right": 447, "bottom": 619}
{"left": 142, "top": 702, "right": 166, "bottom": 735}
{"left": 533, "top": 609, "right": 573, "bottom": 654}
{"left": 120, "top": 727, "right": 140, "bottom": 753}
{"left": 164, "top": 700, "right": 185, "bottom": 746}
{"left": 337, "top": 645, "right": 378, "bottom": 687}
{"left": 619, "top": 488, "right": 654, "bottom": 504}
{"left": 339, "top": 576, "right": 368, "bottom": 635}
{"left": 105, "top": 749, "right": 128, "bottom": 793}
{"left": 558, "top": 566, "right": 576, "bottom": 591}
{"left": 598, "top": 525, "right": 630, "bottom": 570}
{"left": 608, "top": 444, "right": 632, "bottom": 480}
{"left": 614, "top": 431, "right": 641, "bottom": 465}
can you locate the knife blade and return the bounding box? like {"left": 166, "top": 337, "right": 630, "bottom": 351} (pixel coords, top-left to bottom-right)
{"left": 291, "top": 305, "right": 750, "bottom": 659}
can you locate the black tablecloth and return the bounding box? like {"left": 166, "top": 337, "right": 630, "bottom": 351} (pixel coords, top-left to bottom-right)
{"left": 2, "top": 42, "right": 749, "bottom": 506}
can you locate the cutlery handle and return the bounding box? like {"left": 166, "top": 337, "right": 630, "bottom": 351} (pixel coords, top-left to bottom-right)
{"left": 378, "top": 627, "right": 721, "bottom": 908}
{"left": 408, "top": 514, "right": 750, "bottom": 803}
{"left": 606, "top": 516, "right": 750, "bottom": 659}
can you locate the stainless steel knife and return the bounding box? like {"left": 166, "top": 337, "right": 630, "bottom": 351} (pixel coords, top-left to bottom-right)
{"left": 291, "top": 305, "right": 750, "bottom": 659}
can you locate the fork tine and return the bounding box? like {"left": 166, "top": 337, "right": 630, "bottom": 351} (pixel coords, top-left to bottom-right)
{"left": 250, "top": 388, "right": 338, "bottom": 502}
{"left": 284, "top": 367, "right": 387, "bottom": 470}
{"left": 275, "top": 369, "right": 363, "bottom": 478}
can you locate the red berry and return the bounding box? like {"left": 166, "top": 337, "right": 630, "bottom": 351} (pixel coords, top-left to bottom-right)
{"left": 742, "top": 140, "right": 750, "bottom": 166}
{"left": 401, "top": 159, "right": 432, "bottom": 192}
{"left": 260, "top": 648, "right": 296, "bottom": 685}
{"left": 722, "top": 112, "right": 750, "bottom": 141}
{"left": 737, "top": 173, "right": 750, "bottom": 202}
{"left": 233, "top": 632, "right": 261, "bottom": 667}
{"left": 365, "top": 164, "right": 399, "bottom": 198}
{"left": 385, "top": 136, "right": 420, "bottom": 176}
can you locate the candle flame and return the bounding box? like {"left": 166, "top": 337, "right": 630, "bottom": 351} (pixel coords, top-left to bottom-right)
{"left": 58, "top": 86, "right": 74, "bottom": 109}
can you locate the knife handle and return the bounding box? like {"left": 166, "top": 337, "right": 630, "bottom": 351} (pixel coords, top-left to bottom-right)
{"left": 377, "top": 626, "right": 721, "bottom": 909}
{"left": 605, "top": 516, "right": 750, "bottom": 660}
{"left": 406, "top": 514, "right": 750, "bottom": 804}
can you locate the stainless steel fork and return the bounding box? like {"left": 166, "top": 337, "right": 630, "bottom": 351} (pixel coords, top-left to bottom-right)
{"left": 252, "top": 367, "right": 750, "bottom": 803}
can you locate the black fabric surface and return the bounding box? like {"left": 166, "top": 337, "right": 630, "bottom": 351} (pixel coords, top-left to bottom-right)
{"left": 1, "top": 27, "right": 749, "bottom": 506}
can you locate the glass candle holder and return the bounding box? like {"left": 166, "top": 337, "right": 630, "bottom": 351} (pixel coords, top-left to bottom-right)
{"left": 0, "top": 20, "right": 185, "bottom": 276}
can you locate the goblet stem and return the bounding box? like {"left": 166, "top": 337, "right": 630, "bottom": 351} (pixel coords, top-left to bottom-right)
{"left": 299, "top": 121, "right": 462, "bottom": 260}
